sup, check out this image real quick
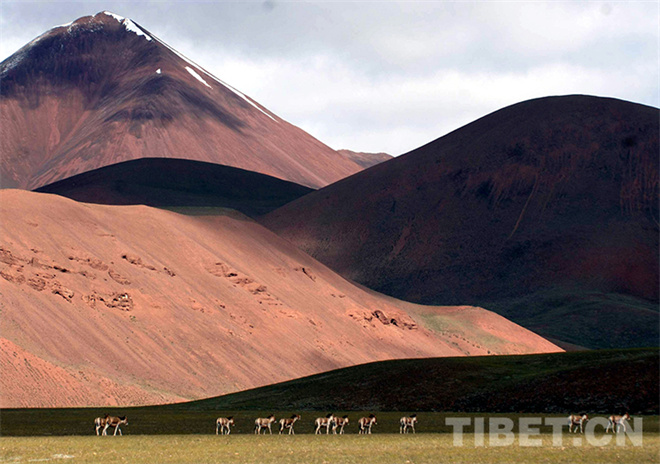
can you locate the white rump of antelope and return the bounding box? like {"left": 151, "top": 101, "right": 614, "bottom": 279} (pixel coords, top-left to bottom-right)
{"left": 94, "top": 415, "right": 128, "bottom": 436}
{"left": 279, "top": 414, "right": 301, "bottom": 434}
{"left": 216, "top": 416, "right": 235, "bottom": 435}
{"left": 606, "top": 413, "right": 631, "bottom": 433}
{"left": 400, "top": 414, "right": 417, "bottom": 434}
{"left": 254, "top": 415, "right": 276, "bottom": 434}
{"left": 567, "top": 414, "right": 588, "bottom": 433}
{"left": 358, "top": 414, "right": 377, "bottom": 434}
{"left": 314, "top": 413, "right": 334, "bottom": 434}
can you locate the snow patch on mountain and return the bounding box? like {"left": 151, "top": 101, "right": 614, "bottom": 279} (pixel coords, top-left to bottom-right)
{"left": 185, "top": 66, "right": 212, "bottom": 89}
{"left": 149, "top": 34, "right": 277, "bottom": 122}
{"left": 54, "top": 21, "right": 74, "bottom": 29}
{"left": 122, "top": 19, "right": 152, "bottom": 41}
{"left": 103, "top": 11, "right": 125, "bottom": 22}
{"left": 2, "top": 12, "right": 150, "bottom": 76}
{"left": 102, "top": 11, "right": 152, "bottom": 41}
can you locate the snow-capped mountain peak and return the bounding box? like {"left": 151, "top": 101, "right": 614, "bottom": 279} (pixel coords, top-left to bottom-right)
{"left": 102, "top": 11, "right": 152, "bottom": 41}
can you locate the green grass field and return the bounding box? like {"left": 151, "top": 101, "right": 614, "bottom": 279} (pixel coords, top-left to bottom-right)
{"left": 2, "top": 433, "right": 658, "bottom": 464}
{"left": 2, "top": 413, "right": 658, "bottom": 463}
{"left": 2, "top": 411, "right": 658, "bottom": 436}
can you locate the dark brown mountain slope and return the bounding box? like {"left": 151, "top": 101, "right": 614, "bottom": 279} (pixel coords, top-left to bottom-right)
{"left": 35, "top": 158, "right": 313, "bottom": 217}
{"left": 0, "top": 11, "right": 362, "bottom": 190}
{"left": 264, "top": 95, "right": 659, "bottom": 349}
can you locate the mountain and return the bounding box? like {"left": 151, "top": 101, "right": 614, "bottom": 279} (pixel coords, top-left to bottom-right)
{"left": 0, "top": 11, "right": 363, "bottom": 190}
{"left": 0, "top": 190, "right": 559, "bottom": 408}
{"left": 35, "top": 158, "right": 313, "bottom": 217}
{"left": 337, "top": 150, "right": 393, "bottom": 168}
{"left": 263, "top": 96, "right": 659, "bottom": 349}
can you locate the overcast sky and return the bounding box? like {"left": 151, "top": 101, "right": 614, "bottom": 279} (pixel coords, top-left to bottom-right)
{"left": 1, "top": 1, "right": 658, "bottom": 155}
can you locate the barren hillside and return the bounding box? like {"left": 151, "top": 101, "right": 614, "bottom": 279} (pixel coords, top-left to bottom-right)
{"left": 0, "top": 190, "right": 559, "bottom": 407}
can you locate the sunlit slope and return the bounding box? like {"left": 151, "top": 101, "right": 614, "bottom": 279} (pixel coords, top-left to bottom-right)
{"left": 0, "top": 190, "right": 558, "bottom": 407}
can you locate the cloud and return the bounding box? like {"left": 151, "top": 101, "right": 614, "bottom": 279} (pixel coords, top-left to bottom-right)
{"left": 208, "top": 53, "right": 655, "bottom": 155}
{"left": 1, "top": 1, "right": 657, "bottom": 155}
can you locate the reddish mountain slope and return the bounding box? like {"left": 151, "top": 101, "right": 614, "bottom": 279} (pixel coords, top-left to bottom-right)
{"left": 263, "top": 96, "right": 659, "bottom": 349}
{"left": 0, "top": 190, "right": 559, "bottom": 408}
{"left": 35, "top": 158, "right": 313, "bottom": 217}
{"left": 0, "top": 11, "right": 362, "bottom": 190}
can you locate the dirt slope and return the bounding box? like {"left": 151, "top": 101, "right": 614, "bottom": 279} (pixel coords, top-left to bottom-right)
{"left": 0, "top": 190, "right": 559, "bottom": 408}
{"left": 0, "top": 11, "right": 362, "bottom": 190}
{"left": 263, "top": 96, "right": 659, "bottom": 348}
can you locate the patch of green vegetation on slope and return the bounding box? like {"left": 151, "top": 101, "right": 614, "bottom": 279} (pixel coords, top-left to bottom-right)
{"left": 480, "top": 289, "right": 659, "bottom": 349}
{"left": 411, "top": 311, "right": 506, "bottom": 354}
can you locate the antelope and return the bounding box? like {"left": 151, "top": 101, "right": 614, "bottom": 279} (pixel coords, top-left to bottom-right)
{"left": 254, "top": 415, "right": 276, "bottom": 434}
{"left": 332, "top": 415, "right": 349, "bottom": 434}
{"left": 606, "top": 413, "right": 630, "bottom": 433}
{"left": 98, "top": 415, "right": 128, "bottom": 436}
{"left": 216, "top": 416, "right": 235, "bottom": 435}
{"left": 358, "top": 414, "right": 377, "bottom": 434}
{"left": 567, "top": 414, "right": 588, "bottom": 433}
{"left": 400, "top": 414, "right": 418, "bottom": 434}
{"left": 94, "top": 415, "right": 109, "bottom": 435}
{"left": 314, "top": 413, "right": 335, "bottom": 434}
{"left": 279, "top": 414, "right": 301, "bottom": 434}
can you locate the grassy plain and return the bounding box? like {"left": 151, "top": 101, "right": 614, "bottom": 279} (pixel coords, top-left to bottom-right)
{"left": 2, "top": 411, "right": 658, "bottom": 436}
{"left": 2, "top": 413, "right": 658, "bottom": 463}
{"left": 2, "top": 432, "right": 659, "bottom": 464}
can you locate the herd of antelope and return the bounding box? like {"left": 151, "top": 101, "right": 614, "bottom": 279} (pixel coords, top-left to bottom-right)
{"left": 567, "top": 413, "right": 632, "bottom": 434}
{"left": 93, "top": 412, "right": 632, "bottom": 436}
